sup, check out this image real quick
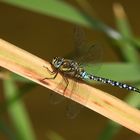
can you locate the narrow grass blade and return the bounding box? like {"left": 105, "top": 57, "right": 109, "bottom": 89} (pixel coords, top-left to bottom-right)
{"left": 0, "top": 82, "right": 36, "bottom": 114}
{"left": 86, "top": 63, "right": 140, "bottom": 82}
{"left": 2, "top": 0, "right": 120, "bottom": 40}
{"left": 46, "top": 131, "right": 65, "bottom": 140}
{"left": 2, "top": 0, "right": 92, "bottom": 27}
{"left": 97, "top": 121, "right": 120, "bottom": 140}
{"left": 113, "top": 3, "right": 139, "bottom": 63}
{"left": 2, "top": 0, "right": 140, "bottom": 48}
{"left": 98, "top": 4, "right": 140, "bottom": 139}
{"left": 0, "top": 119, "right": 16, "bottom": 140}
{"left": 3, "top": 77, "right": 36, "bottom": 140}
{"left": 125, "top": 88, "right": 140, "bottom": 107}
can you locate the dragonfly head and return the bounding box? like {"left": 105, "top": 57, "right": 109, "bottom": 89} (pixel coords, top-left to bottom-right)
{"left": 52, "top": 57, "right": 64, "bottom": 68}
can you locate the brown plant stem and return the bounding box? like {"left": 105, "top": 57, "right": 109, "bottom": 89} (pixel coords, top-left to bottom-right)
{"left": 0, "top": 39, "right": 140, "bottom": 134}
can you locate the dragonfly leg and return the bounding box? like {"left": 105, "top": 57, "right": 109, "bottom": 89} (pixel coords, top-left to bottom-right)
{"left": 42, "top": 65, "right": 58, "bottom": 80}
{"left": 62, "top": 76, "right": 69, "bottom": 94}
{"left": 43, "top": 65, "right": 57, "bottom": 75}
{"left": 69, "top": 80, "right": 77, "bottom": 98}
{"left": 42, "top": 73, "right": 58, "bottom": 80}
{"left": 43, "top": 65, "right": 69, "bottom": 93}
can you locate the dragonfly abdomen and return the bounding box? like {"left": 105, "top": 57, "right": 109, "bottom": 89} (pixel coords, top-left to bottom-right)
{"left": 86, "top": 74, "right": 140, "bottom": 93}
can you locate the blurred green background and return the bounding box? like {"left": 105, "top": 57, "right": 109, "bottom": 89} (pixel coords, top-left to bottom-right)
{"left": 0, "top": 0, "right": 140, "bottom": 140}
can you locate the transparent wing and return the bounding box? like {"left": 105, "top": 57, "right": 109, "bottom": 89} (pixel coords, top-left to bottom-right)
{"left": 65, "top": 26, "right": 86, "bottom": 59}
{"left": 73, "top": 25, "right": 86, "bottom": 56}
{"left": 49, "top": 92, "right": 65, "bottom": 104}
{"left": 48, "top": 79, "right": 67, "bottom": 104}
{"left": 76, "top": 43, "right": 102, "bottom": 64}
{"left": 65, "top": 101, "right": 83, "bottom": 119}
{"left": 73, "top": 26, "right": 103, "bottom": 74}
{"left": 65, "top": 80, "right": 83, "bottom": 119}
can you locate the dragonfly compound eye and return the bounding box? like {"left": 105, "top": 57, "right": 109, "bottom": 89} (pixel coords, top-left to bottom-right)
{"left": 52, "top": 57, "right": 63, "bottom": 68}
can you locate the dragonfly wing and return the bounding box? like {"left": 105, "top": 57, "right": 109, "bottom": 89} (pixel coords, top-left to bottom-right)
{"left": 65, "top": 79, "right": 83, "bottom": 119}
{"left": 49, "top": 92, "right": 65, "bottom": 104}
{"left": 76, "top": 43, "right": 102, "bottom": 64}
{"left": 73, "top": 26, "right": 87, "bottom": 56}
{"left": 73, "top": 26, "right": 103, "bottom": 74}
{"left": 65, "top": 101, "right": 83, "bottom": 119}
{"left": 65, "top": 26, "right": 86, "bottom": 59}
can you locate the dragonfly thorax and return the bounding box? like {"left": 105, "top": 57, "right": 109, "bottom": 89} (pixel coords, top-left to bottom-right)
{"left": 51, "top": 57, "right": 85, "bottom": 77}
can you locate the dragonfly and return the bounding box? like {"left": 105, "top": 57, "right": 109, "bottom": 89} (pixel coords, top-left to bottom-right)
{"left": 45, "top": 56, "right": 140, "bottom": 94}
{"left": 44, "top": 27, "right": 140, "bottom": 118}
